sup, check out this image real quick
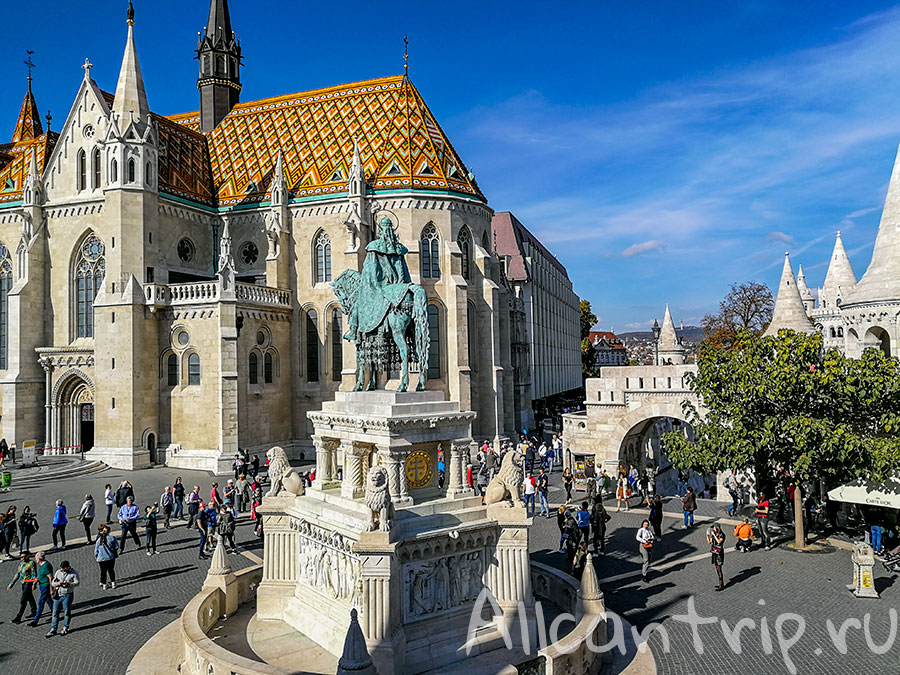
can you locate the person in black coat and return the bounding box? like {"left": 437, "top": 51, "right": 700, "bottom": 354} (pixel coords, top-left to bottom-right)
{"left": 114, "top": 481, "right": 134, "bottom": 508}
{"left": 590, "top": 497, "right": 610, "bottom": 555}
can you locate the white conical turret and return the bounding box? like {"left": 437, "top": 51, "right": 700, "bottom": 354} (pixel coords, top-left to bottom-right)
{"left": 656, "top": 304, "right": 685, "bottom": 365}
{"left": 820, "top": 231, "right": 857, "bottom": 308}
{"left": 764, "top": 253, "right": 814, "bottom": 336}
{"left": 112, "top": 1, "right": 150, "bottom": 125}
{"left": 796, "top": 264, "right": 814, "bottom": 314}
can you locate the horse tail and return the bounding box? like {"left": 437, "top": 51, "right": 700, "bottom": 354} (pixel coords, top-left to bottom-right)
{"left": 413, "top": 286, "right": 429, "bottom": 384}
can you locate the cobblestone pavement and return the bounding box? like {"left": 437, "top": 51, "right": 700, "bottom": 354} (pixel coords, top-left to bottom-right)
{"left": 0, "top": 465, "right": 896, "bottom": 674}
{"left": 0, "top": 463, "right": 271, "bottom": 675}
{"left": 534, "top": 477, "right": 899, "bottom": 675}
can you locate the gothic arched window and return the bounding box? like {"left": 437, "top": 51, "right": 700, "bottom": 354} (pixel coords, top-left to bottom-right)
{"left": 74, "top": 233, "right": 106, "bottom": 338}
{"left": 249, "top": 351, "right": 258, "bottom": 385}
{"left": 315, "top": 231, "right": 332, "bottom": 284}
{"left": 0, "top": 243, "right": 12, "bottom": 369}
{"left": 110, "top": 158, "right": 118, "bottom": 183}
{"left": 77, "top": 150, "right": 86, "bottom": 191}
{"left": 332, "top": 307, "right": 343, "bottom": 381}
{"left": 127, "top": 158, "right": 136, "bottom": 183}
{"left": 92, "top": 149, "right": 101, "bottom": 189}
{"left": 421, "top": 225, "right": 440, "bottom": 279}
{"left": 167, "top": 353, "right": 178, "bottom": 386}
{"left": 458, "top": 227, "right": 471, "bottom": 280}
{"left": 264, "top": 352, "right": 274, "bottom": 384}
{"left": 427, "top": 304, "right": 441, "bottom": 379}
{"left": 306, "top": 309, "right": 320, "bottom": 382}
{"left": 188, "top": 353, "right": 201, "bottom": 385}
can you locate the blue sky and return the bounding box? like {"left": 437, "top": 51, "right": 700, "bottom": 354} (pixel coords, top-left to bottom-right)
{"left": 4, "top": 1, "right": 900, "bottom": 330}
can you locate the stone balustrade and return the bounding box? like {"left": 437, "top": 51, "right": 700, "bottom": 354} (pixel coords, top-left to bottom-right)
{"left": 236, "top": 282, "right": 291, "bottom": 308}
{"left": 141, "top": 281, "right": 292, "bottom": 309}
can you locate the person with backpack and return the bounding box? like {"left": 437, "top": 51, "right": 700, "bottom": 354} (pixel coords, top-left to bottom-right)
{"left": 217, "top": 505, "right": 237, "bottom": 554}
{"left": 94, "top": 524, "right": 119, "bottom": 589}
{"left": 590, "top": 497, "right": 610, "bottom": 556}
{"left": 18, "top": 506, "right": 38, "bottom": 554}
{"left": 575, "top": 501, "right": 591, "bottom": 546}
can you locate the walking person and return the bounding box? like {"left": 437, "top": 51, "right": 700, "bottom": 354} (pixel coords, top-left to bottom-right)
{"left": 103, "top": 484, "right": 114, "bottom": 524}
{"left": 616, "top": 472, "right": 629, "bottom": 512}
{"left": 94, "top": 524, "right": 118, "bottom": 589}
{"left": 114, "top": 480, "right": 134, "bottom": 508}
{"left": 186, "top": 486, "right": 201, "bottom": 529}
{"left": 522, "top": 473, "right": 536, "bottom": 517}
{"left": 649, "top": 494, "right": 664, "bottom": 539}
{"left": 636, "top": 520, "right": 654, "bottom": 583}
{"left": 159, "top": 486, "right": 174, "bottom": 528}
{"left": 51, "top": 500, "right": 67, "bottom": 551}
{"left": 707, "top": 523, "right": 726, "bottom": 591}
{"left": 197, "top": 504, "right": 210, "bottom": 560}
{"left": 725, "top": 472, "right": 739, "bottom": 517}
{"left": 173, "top": 478, "right": 186, "bottom": 521}
{"left": 639, "top": 471, "right": 650, "bottom": 506}
{"left": 682, "top": 487, "right": 697, "bottom": 528}
{"left": 3, "top": 506, "right": 18, "bottom": 559}
{"left": 556, "top": 505, "right": 568, "bottom": 553}
{"left": 755, "top": 491, "right": 772, "bottom": 550}
{"left": 18, "top": 506, "right": 37, "bottom": 554}
{"left": 251, "top": 454, "right": 260, "bottom": 479}
{"left": 144, "top": 504, "right": 160, "bottom": 555}
{"left": 46, "top": 559, "right": 79, "bottom": 637}
{"left": 28, "top": 551, "right": 53, "bottom": 627}
{"left": 562, "top": 467, "right": 574, "bottom": 503}
{"left": 536, "top": 467, "right": 550, "bottom": 517}
{"left": 217, "top": 505, "right": 237, "bottom": 554}
{"left": 77, "top": 495, "right": 95, "bottom": 545}
{"left": 235, "top": 474, "right": 250, "bottom": 514}
{"left": 734, "top": 517, "right": 753, "bottom": 552}
{"left": 117, "top": 496, "right": 141, "bottom": 553}
{"left": 209, "top": 482, "right": 222, "bottom": 508}
{"left": 8, "top": 551, "right": 37, "bottom": 623}
{"left": 590, "top": 497, "right": 610, "bottom": 556}
{"left": 575, "top": 501, "right": 591, "bottom": 546}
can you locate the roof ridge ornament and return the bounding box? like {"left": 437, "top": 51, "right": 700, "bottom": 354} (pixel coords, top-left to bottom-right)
{"left": 127, "top": 0, "right": 135, "bottom": 26}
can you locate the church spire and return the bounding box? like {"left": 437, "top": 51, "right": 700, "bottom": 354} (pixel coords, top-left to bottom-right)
{"left": 197, "top": 0, "right": 242, "bottom": 132}
{"left": 112, "top": 0, "right": 150, "bottom": 124}
{"left": 820, "top": 230, "right": 857, "bottom": 308}
{"left": 12, "top": 76, "right": 43, "bottom": 143}
{"left": 656, "top": 304, "right": 686, "bottom": 365}
{"left": 796, "top": 264, "right": 814, "bottom": 314}
{"left": 764, "top": 253, "right": 814, "bottom": 336}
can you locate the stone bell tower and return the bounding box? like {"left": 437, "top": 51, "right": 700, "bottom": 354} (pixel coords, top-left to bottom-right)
{"left": 196, "top": 0, "right": 242, "bottom": 132}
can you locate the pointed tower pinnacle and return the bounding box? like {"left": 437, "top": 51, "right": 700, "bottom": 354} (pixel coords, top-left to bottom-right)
{"left": 336, "top": 609, "right": 376, "bottom": 675}
{"left": 796, "top": 264, "right": 814, "bottom": 314}
{"left": 22, "top": 145, "right": 43, "bottom": 207}
{"left": 820, "top": 231, "right": 857, "bottom": 308}
{"left": 207, "top": 537, "right": 232, "bottom": 576}
{"left": 12, "top": 76, "right": 43, "bottom": 143}
{"left": 576, "top": 558, "right": 605, "bottom": 621}
{"left": 348, "top": 136, "right": 365, "bottom": 198}
{"left": 197, "top": 0, "right": 242, "bottom": 132}
{"left": 764, "top": 253, "right": 814, "bottom": 336}
{"left": 657, "top": 304, "right": 686, "bottom": 365}
{"left": 112, "top": 0, "right": 150, "bottom": 124}
{"left": 218, "top": 219, "right": 234, "bottom": 273}
{"left": 270, "top": 150, "right": 288, "bottom": 206}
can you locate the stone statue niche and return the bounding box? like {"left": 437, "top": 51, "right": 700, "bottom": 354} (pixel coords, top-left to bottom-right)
{"left": 330, "top": 216, "right": 430, "bottom": 392}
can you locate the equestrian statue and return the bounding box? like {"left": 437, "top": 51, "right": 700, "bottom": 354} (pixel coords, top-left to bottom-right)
{"left": 331, "top": 216, "right": 430, "bottom": 392}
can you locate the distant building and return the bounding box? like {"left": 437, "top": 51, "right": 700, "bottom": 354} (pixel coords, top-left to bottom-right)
{"left": 492, "top": 212, "right": 581, "bottom": 431}
{"left": 588, "top": 331, "right": 627, "bottom": 367}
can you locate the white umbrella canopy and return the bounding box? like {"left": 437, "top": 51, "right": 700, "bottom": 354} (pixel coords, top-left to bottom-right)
{"left": 828, "top": 477, "right": 900, "bottom": 509}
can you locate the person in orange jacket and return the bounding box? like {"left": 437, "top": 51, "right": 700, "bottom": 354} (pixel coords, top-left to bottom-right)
{"left": 734, "top": 517, "right": 754, "bottom": 552}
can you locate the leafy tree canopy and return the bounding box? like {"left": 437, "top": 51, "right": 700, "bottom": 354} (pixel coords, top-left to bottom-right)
{"left": 701, "top": 281, "right": 774, "bottom": 348}
{"left": 663, "top": 330, "right": 900, "bottom": 488}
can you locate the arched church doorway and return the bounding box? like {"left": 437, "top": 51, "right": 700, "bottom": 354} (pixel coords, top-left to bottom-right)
{"left": 51, "top": 372, "right": 94, "bottom": 454}
{"left": 616, "top": 415, "right": 703, "bottom": 496}
{"left": 148, "top": 433, "right": 157, "bottom": 465}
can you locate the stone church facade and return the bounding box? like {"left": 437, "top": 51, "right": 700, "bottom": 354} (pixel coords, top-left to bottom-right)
{"left": 0, "top": 1, "right": 566, "bottom": 471}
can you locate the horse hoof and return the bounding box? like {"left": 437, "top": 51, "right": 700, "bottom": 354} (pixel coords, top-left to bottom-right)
{"left": 398, "top": 385, "right": 408, "bottom": 392}
{"left": 416, "top": 383, "right": 425, "bottom": 391}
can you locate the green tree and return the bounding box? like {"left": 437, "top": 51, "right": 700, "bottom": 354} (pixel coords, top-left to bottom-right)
{"left": 580, "top": 300, "right": 597, "bottom": 341}
{"left": 580, "top": 300, "right": 599, "bottom": 379}
{"left": 663, "top": 329, "right": 900, "bottom": 548}
{"left": 701, "top": 281, "right": 774, "bottom": 348}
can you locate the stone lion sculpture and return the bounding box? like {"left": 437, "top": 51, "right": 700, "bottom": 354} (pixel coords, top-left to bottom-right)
{"left": 365, "top": 465, "right": 393, "bottom": 532}
{"left": 483, "top": 449, "right": 524, "bottom": 507}
{"left": 265, "top": 446, "right": 304, "bottom": 497}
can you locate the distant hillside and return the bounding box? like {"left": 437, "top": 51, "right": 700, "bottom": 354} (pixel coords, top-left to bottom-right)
{"left": 618, "top": 325, "right": 705, "bottom": 343}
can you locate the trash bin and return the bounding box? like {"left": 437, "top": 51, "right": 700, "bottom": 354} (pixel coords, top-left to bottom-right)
{"left": 0, "top": 471, "right": 11, "bottom": 487}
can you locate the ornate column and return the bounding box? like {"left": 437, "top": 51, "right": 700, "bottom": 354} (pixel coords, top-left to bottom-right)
{"left": 312, "top": 437, "right": 339, "bottom": 490}
{"left": 341, "top": 441, "right": 368, "bottom": 499}
{"left": 397, "top": 449, "right": 412, "bottom": 504}
{"left": 41, "top": 359, "right": 52, "bottom": 450}
{"left": 378, "top": 446, "right": 402, "bottom": 504}
{"left": 447, "top": 440, "right": 475, "bottom": 497}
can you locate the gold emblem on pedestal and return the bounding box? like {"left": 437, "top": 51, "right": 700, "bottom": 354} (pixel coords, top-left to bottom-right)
{"left": 405, "top": 450, "right": 433, "bottom": 488}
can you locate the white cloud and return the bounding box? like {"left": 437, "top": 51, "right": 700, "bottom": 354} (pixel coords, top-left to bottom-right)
{"left": 766, "top": 231, "right": 795, "bottom": 245}
{"left": 621, "top": 240, "right": 665, "bottom": 258}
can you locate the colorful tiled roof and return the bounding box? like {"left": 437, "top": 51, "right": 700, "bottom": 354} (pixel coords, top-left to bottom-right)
{"left": 11, "top": 81, "right": 43, "bottom": 143}
{"left": 167, "top": 75, "right": 483, "bottom": 206}
{"left": 0, "top": 136, "right": 55, "bottom": 205}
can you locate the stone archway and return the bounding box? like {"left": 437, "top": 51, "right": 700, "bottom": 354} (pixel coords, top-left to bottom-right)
{"left": 865, "top": 326, "right": 891, "bottom": 357}
{"left": 50, "top": 370, "right": 95, "bottom": 454}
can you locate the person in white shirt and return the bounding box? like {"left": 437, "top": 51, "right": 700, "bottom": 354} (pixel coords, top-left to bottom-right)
{"left": 522, "top": 474, "right": 536, "bottom": 517}
{"left": 636, "top": 520, "right": 654, "bottom": 582}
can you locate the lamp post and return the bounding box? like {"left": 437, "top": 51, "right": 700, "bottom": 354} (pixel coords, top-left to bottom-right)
{"left": 652, "top": 319, "right": 661, "bottom": 366}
